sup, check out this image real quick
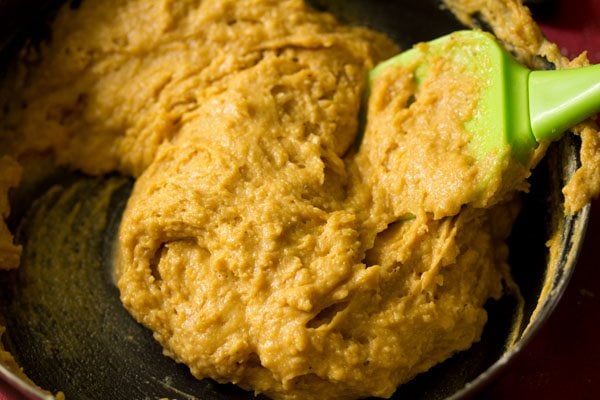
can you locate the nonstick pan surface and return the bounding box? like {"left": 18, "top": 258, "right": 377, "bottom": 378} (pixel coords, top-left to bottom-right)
{"left": 0, "top": 1, "right": 590, "bottom": 399}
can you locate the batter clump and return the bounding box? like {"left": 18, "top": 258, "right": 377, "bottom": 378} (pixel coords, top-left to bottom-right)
{"left": 0, "top": 1, "right": 599, "bottom": 399}
{"left": 113, "top": 2, "right": 513, "bottom": 399}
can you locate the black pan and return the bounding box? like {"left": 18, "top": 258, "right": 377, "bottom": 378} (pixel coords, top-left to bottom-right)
{"left": 0, "top": 1, "right": 589, "bottom": 399}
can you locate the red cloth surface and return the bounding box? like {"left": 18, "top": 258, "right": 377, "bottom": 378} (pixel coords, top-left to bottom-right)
{"left": 538, "top": 0, "right": 600, "bottom": 63}
{"left": 0, "top": 0, "right": 598, "bottom": 399}
{"left": 0, "top": 379, "right": 29, "bottom": 400}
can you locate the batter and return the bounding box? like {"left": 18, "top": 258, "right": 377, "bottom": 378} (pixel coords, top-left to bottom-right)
{"left": 0, "top": 0, "right": 598, "bottom": 399}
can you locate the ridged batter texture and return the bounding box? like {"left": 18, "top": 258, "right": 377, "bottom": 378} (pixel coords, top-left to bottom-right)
{"left": 111, "top": 1, "right": 511, "bottom": 399}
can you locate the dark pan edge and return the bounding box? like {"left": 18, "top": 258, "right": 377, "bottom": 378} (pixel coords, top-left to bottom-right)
{"left": 0, "top": 364, "right": 52, "bottom": 400}
{"left": 448, "top": 135, "right": 592, "bottom": 399}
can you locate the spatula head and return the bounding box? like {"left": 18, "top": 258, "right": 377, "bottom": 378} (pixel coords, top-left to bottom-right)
{"left": 370, "top": 30, "right": 536, "bottom": 166}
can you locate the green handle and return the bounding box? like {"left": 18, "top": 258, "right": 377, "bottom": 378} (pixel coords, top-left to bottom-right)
{"left": 529, "top": 64, "right": 600, "bottom": 142}
{"left": 370, "top": 30, "right": 600, "bottom": 164}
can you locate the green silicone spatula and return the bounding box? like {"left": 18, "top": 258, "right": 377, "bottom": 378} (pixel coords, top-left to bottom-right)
{"left": 370, "top": 30, "right": 600, "bottom": 164}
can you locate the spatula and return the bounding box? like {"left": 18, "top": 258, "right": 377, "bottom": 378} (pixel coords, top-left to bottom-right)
{"left": 370, "top": 30, "right": 600, "bottom": 164}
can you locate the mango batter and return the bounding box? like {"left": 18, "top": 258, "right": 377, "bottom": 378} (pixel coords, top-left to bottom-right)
{"left": 0, "top": 1, "right": 598, "bottom": 399}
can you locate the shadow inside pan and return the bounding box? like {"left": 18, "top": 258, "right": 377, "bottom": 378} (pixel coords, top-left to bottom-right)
{"left": 0, "top": 1, "right": 580, "bottom": 399}
{"left": 1, "top": 174, "right": 266, "bottom": 400}
{"left": 0, "top": 154, "right": 556, "bottom": 400}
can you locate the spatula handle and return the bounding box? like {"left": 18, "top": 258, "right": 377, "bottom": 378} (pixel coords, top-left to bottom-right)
{"left": 529, "top": 64, "right": 600, "bottom": 142}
